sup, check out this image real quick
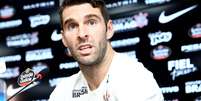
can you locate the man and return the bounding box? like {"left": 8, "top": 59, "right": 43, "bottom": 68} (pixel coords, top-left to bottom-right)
{"left": 49, "top": 0, "right": 164, "bottom": 101}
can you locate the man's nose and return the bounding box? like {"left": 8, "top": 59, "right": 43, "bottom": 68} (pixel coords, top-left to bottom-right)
{"left": 78, "top": 26, "right": 89, "bottom": 40}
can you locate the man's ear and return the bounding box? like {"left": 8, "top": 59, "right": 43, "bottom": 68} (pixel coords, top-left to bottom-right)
{"left": 61, "top": 30, "right": 73, "bottom": 57}
{"left": 106, "top": 20, "right": 114, "bottom": 40}
{"left": 61, "top": 30, "right": 68, "bottom": 47}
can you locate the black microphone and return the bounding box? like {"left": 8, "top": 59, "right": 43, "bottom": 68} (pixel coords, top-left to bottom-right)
{"left": 7, "top": 68, "right": 49, "bottom": 101}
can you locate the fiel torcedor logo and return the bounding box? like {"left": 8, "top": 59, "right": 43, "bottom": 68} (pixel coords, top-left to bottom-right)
{"left": 17, "top": 68, "right": 35, "bottom": 87}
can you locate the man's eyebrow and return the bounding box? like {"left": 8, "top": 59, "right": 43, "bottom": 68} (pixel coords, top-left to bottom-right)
{"left": 85, "top": 14, "right": 101, "bottom": 20}
{"left": 63, "top": 14, "right": 101, "bottom": 26}
{"left": 63, "top": 18, "right": 75, "bottom": 26}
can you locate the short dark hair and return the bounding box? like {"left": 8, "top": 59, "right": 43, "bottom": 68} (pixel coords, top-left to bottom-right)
{"left": 59, "top": 0, "right": 110, "bottom": 29}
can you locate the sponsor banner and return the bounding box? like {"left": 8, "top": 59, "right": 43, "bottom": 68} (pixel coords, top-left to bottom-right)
{"left": 158, "top": 4, "right": 198, "bottom": 24}
{"left": 112, "top": 12, "right": 148, "bottom": 32}
{"left": 111, "top": 37, "right": 140, "bottom": 48}
{"left": 59, "top": 62, "right": 78, "bottom": 70}
{"left": 145, "top": 0, "right": 171, "bottom": 5}
{"left": 0, "top": 5, "right": 15, "bottom": 19}
{"left": 148, "top": 31, "right": 172, "bottom": 46}
{"left": 25, "top": 48, "right": 53, "bottom": 62}
{"left": 150, "top": 45, "right": 171, "bottom": 60}
{"left": 0, "top": 67, "right": 19, "bottom": 79}
{"left": 195, "top": 96, "right": 201, "bottom": 101}
{"left": 51, "top": 29, "right": 62, "bottom": 41}
{"left": 0, "top": 19, "right": 22, "bottom": 29}
{"left": 0, "top": 55, "right": 21, "bottom": 62}
{"left": 106, "top": 0, "right": 137, "bottom": 9}
{"left": 23, "top": 1, "right": 55, "bottom": 10}
{"left": 31, "top": 62, "right": 48, "bottom": 74}
{"left": 168, "top": 58, "right": 197, "bottom": 80}
{"left": 164, "top": 99, "right": 179, "bottom": 101}
{"left": 185, "top": 80, "right": 201, "bottom": 94}
{"left": 6, "top": 32, "right": 39, "bottom": 47}
{"left": 29, "top": 14, "right": 50, "bottom": 28}
{"left": 188, "top": 23, "right": 201, "bottom": 38}
{"left": 17, "top": 68, "right": 35, "bottom": 87}
{"left": 161, "top": 86, "right": 179, "bottom": 94}
{"left": 181, "top": 43, "right": 201, "bottom": 53}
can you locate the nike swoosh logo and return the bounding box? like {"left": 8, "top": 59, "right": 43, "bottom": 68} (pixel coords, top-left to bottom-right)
{"left": 51, "top": 29, "right": 62, "bottom": 41}
{"left": 159, "top": 5, "right": 197, "bottom": 24}
{"left": 7, "top": 82, "right": 39, "bottom": 96}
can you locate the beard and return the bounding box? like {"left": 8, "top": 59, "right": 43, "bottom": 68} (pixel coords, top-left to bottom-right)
{"left": 73, "top": 40, "right": 108, "bottom": 67}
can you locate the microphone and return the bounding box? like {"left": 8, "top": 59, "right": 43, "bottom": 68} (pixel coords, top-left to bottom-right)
{"left": 7, "top": 68, "right": 49, "bottom": 101}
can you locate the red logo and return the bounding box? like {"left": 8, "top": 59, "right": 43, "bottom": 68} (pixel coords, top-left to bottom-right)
{"left": 150, "top": 45, "right": 172, "bottom": 60}
{"left": 0, "top": 5, "right": 15, "bottom": 19}
{"left": 188, "top": 23, "right": 201, "bottom": 38}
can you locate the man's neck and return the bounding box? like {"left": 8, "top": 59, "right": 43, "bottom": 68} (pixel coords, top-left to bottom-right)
{"left": 81, "top": 44, "right": 115, "bottom": 91}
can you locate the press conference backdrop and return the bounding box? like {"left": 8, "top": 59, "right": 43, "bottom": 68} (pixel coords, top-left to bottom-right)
{"left": 0, "top": 0, "right": 200, "bottom": 100}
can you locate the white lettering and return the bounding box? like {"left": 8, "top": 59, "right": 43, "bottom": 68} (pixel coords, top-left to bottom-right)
{"left": 0, "top": 55, "right": 21, "bottom": 62}
{"left": 0, "top": 19, "right": 22, "bottom": 29}
{"left": 106, "top": 0, "right": 137, "bottom": 8}
{"left": 25, "top": 48, "right": 53, "bottom": 62}
{"left": 113, "top": 17, "right": 137, "bottom": 32}
{"left": 161, "top": 86, "right": 179, "bottom": 94}
{"left": 167, "top": 58, "right": 197, "bottom": 80}
{"left": 23, "top": 1, "right": 55, "bottom": 10}
{"left": 111, "top": 37, "right": 140, "bottom": 48}
{"left": 185, "top": 80, "right": 201, "bottom": 93}
{"left": 181, "top": 43, "right": 201, "bottom": 52}
{"left": 59, "top": 62, "right": 78, "bottom": 70}
{"left": 0, "top": 67, "right": 19, "bottom": 79}
{"left": 148, "top": 31, "right": 172, "bottom": 46}
{"left": 6, "top": 32, "right": 39, "bottom": 47}
{"left": 145, "top": 0, "right": 170, "bottom": 4}
{"left": 29, "top": 14, "right": 50, "bottom": 28}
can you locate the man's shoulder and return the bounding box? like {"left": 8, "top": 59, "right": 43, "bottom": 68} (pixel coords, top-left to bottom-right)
{"left": 111, "top": 53, "right": 164, "bottom": 100}
{"left": 115, "top": 53, "right": 138, "bottom": 63}
{"left": 56, "top": 71, "right": 80, "bottom": 89}
{"left": 113, "top": 53, "right": 153, "bottom": 78}
{"left": 114, "top": 53, "right": 144, "bottom": 69}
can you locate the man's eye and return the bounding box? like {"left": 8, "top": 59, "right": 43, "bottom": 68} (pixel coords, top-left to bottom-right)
{"left": 88, "top": 20, "right": 97, "bottom": 26}
{"left": 68, "top": 24, "right": 77, "bottom": 31}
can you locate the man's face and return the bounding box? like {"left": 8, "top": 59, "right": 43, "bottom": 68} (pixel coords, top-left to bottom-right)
{"left": 61, "top": 3, "right": 112, "bottom": 66}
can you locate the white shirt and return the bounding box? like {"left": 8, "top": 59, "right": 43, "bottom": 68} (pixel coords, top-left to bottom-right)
{"left": 49, "top": 53, "right": 164, "bottom": 101}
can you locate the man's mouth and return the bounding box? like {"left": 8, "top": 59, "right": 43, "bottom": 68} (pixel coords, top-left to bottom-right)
{"left": 78, "top": 44, "right": 93, "bottom": 55}
{"left": 79, "top": 45, "right": 92, "bottom": 50}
